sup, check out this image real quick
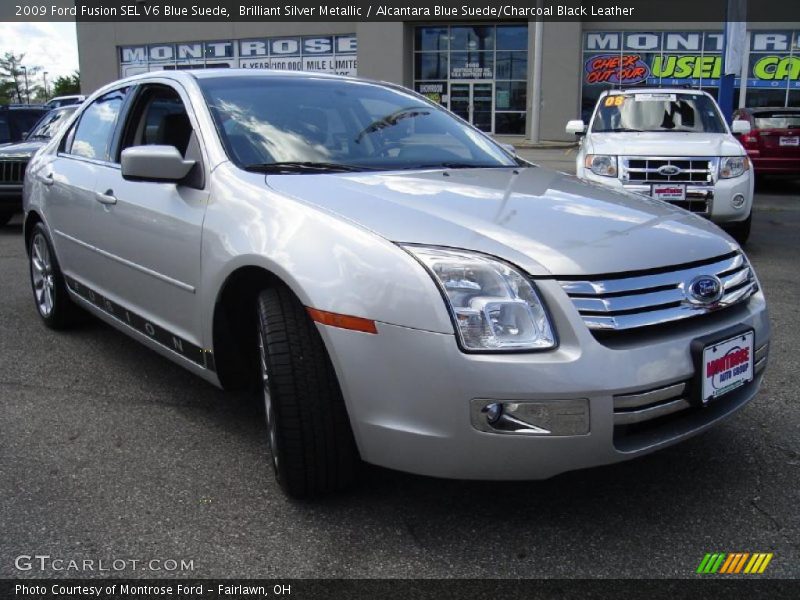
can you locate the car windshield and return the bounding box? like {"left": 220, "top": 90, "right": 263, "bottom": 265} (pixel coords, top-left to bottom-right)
{"left": 591, "top": 92, "right": 727, "bottom": 134}
{"left": 198, "top": 75, "right": 516, "bottom": 172}
{"left": 27, "top": 107, "right": 77, "bottom": 140}
{"left": 752, "top": 112, "right": 800, "bottom": 129}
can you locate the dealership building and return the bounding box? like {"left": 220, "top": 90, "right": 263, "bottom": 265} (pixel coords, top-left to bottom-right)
{"left": 76, "top": 21, "right": 800, "bottom": 141}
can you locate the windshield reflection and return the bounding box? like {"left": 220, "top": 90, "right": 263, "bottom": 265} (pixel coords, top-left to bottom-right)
{"left": 200, "top": 74, "right": 516, "bottom": 172}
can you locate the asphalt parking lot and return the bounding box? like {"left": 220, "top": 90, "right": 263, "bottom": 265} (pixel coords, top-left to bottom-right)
{"left": 0, "top": 151, "right": 798, "bottom": 579}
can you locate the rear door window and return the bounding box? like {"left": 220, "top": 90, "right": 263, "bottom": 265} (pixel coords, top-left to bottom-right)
{"left": 68, "top": 88, "right": 128, "bottom": 161}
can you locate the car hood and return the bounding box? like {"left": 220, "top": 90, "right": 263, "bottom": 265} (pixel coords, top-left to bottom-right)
{"left": 266, "top": 166, "right": 737, "bottom": 277}
{"left": 587, "top": 132, "right": 744, "bottom": 157}
{"left": 0, "top": 139, "right": 45, "bottom": 158}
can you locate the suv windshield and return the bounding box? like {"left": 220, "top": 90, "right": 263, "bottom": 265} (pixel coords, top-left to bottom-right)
{"left": 591, "top": 92, "right": 726, "bottom": 134}
{"left": 198, "top": 75, "right": 516, "bottom": 172}
{"left": 27, "top": 107, "right": 78, "bottom": 140}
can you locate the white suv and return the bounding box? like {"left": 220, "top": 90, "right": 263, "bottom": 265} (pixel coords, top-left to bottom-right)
{"left": 568, "top": 89, "right": 754, "bottom": 243}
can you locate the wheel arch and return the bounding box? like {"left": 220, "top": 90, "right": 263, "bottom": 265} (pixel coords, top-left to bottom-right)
{"left": 23, "top": 210, "right": 44, "bottom": 255}
{"left": 211, "top": 263, "right": 308, "bottom": 391}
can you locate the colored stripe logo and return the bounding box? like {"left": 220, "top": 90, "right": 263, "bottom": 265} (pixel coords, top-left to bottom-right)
{"left": 697, "top": 553, "right": 773, "bottom": 574}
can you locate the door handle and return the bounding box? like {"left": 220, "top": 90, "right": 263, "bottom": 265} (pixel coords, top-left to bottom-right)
{"left": 96, "top": 189, "right": 117, "bottom": 205}
{"left": 41, "top": 173, "right": 54, "bottom": 186}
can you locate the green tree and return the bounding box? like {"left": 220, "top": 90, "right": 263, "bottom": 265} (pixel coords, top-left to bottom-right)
{"left": 0, "top": 52, "right": 27, "bottom": 103}
{"left": 51, "top": 71, "right": 81, "bottom": 97}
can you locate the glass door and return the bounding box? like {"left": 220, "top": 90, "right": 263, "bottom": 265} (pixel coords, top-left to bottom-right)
{"left": 448, "top": 82, "right": 494, "bottom": 133}
{"left": 471, "top": 83, "right": 493, "bottom": 133}
{"left": 449, "top": 83, "right": 471, "bottom": 124}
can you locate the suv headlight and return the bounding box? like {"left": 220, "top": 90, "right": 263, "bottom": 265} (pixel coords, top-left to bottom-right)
{"left": 402, "top": 246, "right": 556, "bottom": 352}
{"left": 584, "top": 154, "right": 618, "bottom": 177}
{"left": 719, "top": 156, "right": 750, "bottom": 179}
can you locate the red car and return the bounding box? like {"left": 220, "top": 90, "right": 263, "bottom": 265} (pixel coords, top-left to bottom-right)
{"left": 733, "top": 107, "right": 800, "bottom": 176}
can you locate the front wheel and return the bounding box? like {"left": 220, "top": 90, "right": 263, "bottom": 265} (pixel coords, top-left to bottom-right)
{"left": 256, "top": 286, "right": 359, "bottom": 498}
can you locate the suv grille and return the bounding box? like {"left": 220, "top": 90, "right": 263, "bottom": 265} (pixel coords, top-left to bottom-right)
{"left": 558, "top": 252, "right": 757, "bottom": 331}
{"left": 0, "top": 159, "right": 28, "bottom": 184}
{"left": 621, "top": 156, "right": 716, "bottom": 184}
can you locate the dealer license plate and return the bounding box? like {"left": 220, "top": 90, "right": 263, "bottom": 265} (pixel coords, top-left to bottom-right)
{"left": 701, "top": 331, "right": 754, "bottom": 404}
{"left": 652, "top": 184, "right": 686, "bottom": 201}
{"left": 779, "top": 136, "right": 799, "bottom": 146}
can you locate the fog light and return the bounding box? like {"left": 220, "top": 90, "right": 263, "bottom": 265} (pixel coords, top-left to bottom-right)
{"left": 471, "top": 398, "right": 590, "bottom": 436}
{"left": 483, "top": 402, "right": 503, "bottom": 424}
{"left": 731, "top": 194, "right": 746, "bottom": 209}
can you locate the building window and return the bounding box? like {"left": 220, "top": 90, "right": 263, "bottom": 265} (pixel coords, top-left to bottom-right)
{"left": 414, "top": 24, "right": 528, "bottom": 135}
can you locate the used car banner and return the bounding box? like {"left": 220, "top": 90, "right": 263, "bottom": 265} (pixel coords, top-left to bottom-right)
{"left": 583, "top": 30, "right": 800, "bottom": 89}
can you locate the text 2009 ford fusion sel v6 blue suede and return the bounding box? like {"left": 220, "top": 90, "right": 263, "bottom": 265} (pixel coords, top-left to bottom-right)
{"left": 23, "top": 70, "right": 768, "bottom": 497}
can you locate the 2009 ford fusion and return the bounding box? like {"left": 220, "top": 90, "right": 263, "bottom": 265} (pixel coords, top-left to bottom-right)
{"left": 23, "top": 70, "right": 769, "bottom": 497}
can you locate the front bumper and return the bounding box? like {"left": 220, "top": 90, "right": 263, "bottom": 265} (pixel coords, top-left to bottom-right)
{"left": 581, "top": 170, "right": 753, "bottom": 224}
{"left": 316, "top": 280, "right": 769, "bottom": 480}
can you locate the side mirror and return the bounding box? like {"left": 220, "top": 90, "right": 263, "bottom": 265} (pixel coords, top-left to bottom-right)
{"left": 566, "top": 119, "right": 586, "bottom": 136}
{"left": 732, "top": 120, "right": 751, "bottom": 135}
{"left": 121, "top": 145, "right": 195, "bottom": 183}
{"left": 499, "top": 142, "right": 517, "bottom": 156}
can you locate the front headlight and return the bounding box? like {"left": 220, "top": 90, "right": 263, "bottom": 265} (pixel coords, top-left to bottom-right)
{"left": 402, "top": 246, "right": 557, "bottom": 352}
{"left": 584, "top": 154, "right": 618, "bottom": 177}
{"left": 719, "top": 156, "right": 750, "bottom": 179}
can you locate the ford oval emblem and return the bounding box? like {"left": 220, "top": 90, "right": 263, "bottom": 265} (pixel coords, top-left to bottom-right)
{"left": 687, "top": 275, "right": 723, "bottom": 305}
{"left": 657, "top": 165, "right": 682, "bottom": 176}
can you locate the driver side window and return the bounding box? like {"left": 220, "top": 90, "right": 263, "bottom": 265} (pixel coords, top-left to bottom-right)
{"left": 119, "top": 85, "right": 194, "bottom": 159}
{"left": 118, "top": 83, "right": 203, "bottom": 188}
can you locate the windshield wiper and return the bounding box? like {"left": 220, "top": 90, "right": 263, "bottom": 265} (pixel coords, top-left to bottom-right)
{"left": 355, "top": 107, "right": 431, "bottom": 143}
{"left": 408, "top": 162, "right": 511, "bottom": 170}
{"left": 243, "top": 161, "right": 375, "bottom": 174}
{"left": 25, "top": 134, "right": 50, "bottom": 140}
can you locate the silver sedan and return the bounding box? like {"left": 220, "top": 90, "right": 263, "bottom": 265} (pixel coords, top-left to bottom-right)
{"left": 23, "top": 70, "right": 769, "bottom": 497}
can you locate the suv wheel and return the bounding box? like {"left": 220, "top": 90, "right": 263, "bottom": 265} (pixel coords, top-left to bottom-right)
{"left": 28, "top": 223, "right": 79, "bottom": 328}
{"left": 256, "top": 286, "right": 359, "bottom": 498}
{"left": 724, "top": 213, "right": 752, "bottom": 245}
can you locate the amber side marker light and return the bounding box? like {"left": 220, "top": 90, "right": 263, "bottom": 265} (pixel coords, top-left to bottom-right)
{"left": 306, "top": 307, "right": 378, "bottom": 334}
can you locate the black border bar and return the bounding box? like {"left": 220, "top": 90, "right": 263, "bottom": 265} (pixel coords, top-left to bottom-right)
{"left": 3, "top": 0, "right": 800, "bottom": 23}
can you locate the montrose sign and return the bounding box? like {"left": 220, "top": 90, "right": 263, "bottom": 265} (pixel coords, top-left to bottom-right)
{"left": 119, "top": 34, "right": 358, "bottom": 77}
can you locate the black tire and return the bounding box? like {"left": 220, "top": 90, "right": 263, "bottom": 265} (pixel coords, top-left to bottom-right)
{"left": 725, "top": 213, "right": 752, "bottom": 245}
{"left": 0, "top": 211, "right": 14, "bottom": 226}
{"left": 256, "top": 286, "right": 359, "bottom": 498}
{"left": 28, "top": 223, "right": 79, "bottom": 329}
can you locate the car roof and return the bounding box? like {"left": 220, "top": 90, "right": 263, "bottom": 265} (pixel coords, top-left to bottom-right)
{"left": 0, "top": 104, "right": 49, "bottom": 111}
{"left": 102, "top": 68, "right": 364, "bottom": 92}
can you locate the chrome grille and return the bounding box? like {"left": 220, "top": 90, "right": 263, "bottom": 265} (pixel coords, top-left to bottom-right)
{"left": 621, "top": 156, "right": 717, "bottom": 184}
{"left": 559, "top": 253, "right": 758, "bottom": 331}
{"left": 613, "top": 344, "right": 767, "bottom": 428}
{"left": 0, "top": 159, "right": 28, "bottom": 184}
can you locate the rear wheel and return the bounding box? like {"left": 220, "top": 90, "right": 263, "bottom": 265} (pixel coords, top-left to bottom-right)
{"left": 28, "top": 223, "right": 79, "bottom": 329}
{"left": 724, "top": 213, "right": 752, "bottom": 245}
{"left": 0, "top": 211, "right": 14, "bottom": 226}
{"left": 256, "top": 286, "right": 359, "bottom": 498}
